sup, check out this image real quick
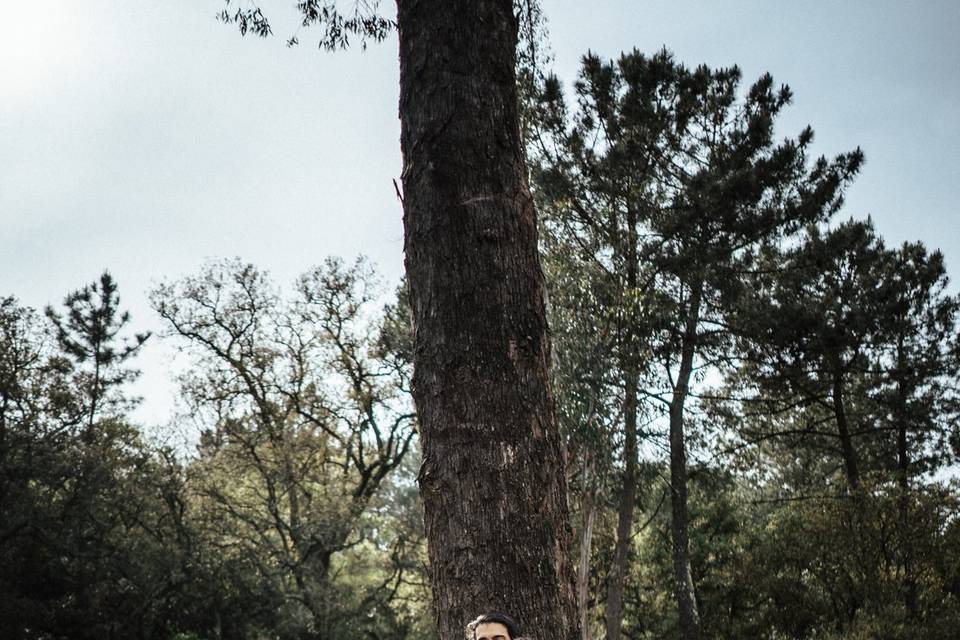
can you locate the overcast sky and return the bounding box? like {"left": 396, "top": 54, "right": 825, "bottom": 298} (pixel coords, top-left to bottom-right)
{"left": 2, "top": 1, "right": 958, "bottom": 427}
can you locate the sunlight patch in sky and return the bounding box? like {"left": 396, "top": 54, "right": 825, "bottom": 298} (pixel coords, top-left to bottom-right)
{"left": 0, "top": 5, "right": 105, "bottom": 104}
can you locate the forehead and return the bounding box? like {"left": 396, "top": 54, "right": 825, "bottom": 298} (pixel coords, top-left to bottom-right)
{"left": 475, "top": 622, "right": 511, "bottom": 640}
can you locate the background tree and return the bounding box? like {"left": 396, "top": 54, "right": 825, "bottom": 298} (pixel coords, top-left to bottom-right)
{"left": 0, "top": 282, "right": 189, "bottom": 640}
{"left": 727, "top": 221, "right": 960, "bottom": 629}
{"left": 735, "top": 221, "right": 892, "bottom": 493}
{"left": 541, "top": 219, "right": 622, "bottom": 640}
{"left": 874, "top": 241, "right": 960, "bottom": 617}
{"left": 44, "top": 272, "right": 149, "bottom": 432}
{"left": 151, "top": 258, "right": 420, "bottom": 639}
{"left": 529, "top": 48, "right": 862, "bottom": 640}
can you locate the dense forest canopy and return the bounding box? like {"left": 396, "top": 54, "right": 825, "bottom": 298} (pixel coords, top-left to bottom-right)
{"left": 2, "top": 3, "right": 959, "bottom": 640}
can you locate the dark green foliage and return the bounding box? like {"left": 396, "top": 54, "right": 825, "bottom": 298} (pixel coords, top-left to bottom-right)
{"left": 532, "top": 45, "right": 958, "bottom": 640}
{"left": 873, "top": 241, "right": 960, "bottom": 476}
{"left": 530, "top": 46, "right": 864, "bottom": 640}
{"left": 598, "top": 466, "right": 960, "bottom": 640}
{"left": 0, "top": 287, "right": 178, "bottom": 639}
{"left": 0, "top": 268, "right": 430, "bottom": 640}
{"left": 44, "top": 272, "right": 149, "bottom": 429}
{"left": 731, "top": 219, "right": 960, "bottom": 491}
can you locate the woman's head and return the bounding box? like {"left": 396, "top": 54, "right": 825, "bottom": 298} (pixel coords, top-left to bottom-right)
{"left": 466, "top": 612, "right": 521, "bottom": 640}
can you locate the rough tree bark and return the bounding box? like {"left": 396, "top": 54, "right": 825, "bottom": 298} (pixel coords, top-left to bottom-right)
{"left": 397, "top": 1, "right": 579, "bottom": 638}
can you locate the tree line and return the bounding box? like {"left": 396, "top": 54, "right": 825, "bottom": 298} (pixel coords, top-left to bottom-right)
{"left": 2, "top": 45, "right": 959, "bottom": 640}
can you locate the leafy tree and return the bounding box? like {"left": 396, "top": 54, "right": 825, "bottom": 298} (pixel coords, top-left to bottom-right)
{"left": 732, "top": 222, "right": 960, "bottom": 625}
{"left": 0, "top": 297, "right": 64, "bottom": 635}
{"left": 0, "top": 282, "right": 193, "bottom": 640}
{"left": 873, "top": 241, "right": 960, "bottom": 616}
{"left": 151, "top": 258, "right": 418, "bottom": 639}
{"left": 701, "top": 213, "right": 960, "bottom": 637}
{"left": 736, "top": 221, "right": 892, "bottom": 492}
{"left": 871, "top": 241, "right": 960, "bottom": 481}
{"left": 530, "top": 47, "right": 862, "bottom": 639}
{"left": 44, "top": 271, "right": 149, "bottom": 431}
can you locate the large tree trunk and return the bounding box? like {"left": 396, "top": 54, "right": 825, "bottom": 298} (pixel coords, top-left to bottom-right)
{"left": 669, "top": 283, "right": 702, "bottom": 640}
{"left": 397, "top": 2, "right": 579, "bottom": 638}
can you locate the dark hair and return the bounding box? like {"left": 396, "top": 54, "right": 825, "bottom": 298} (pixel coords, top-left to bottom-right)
{"left": 467, "top": 612, "right": 521, "bottom": 639}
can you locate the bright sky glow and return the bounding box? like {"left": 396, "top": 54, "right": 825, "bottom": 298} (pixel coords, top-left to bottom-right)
{"left": 1, "top": 4, "right": 99, "bottom": 103}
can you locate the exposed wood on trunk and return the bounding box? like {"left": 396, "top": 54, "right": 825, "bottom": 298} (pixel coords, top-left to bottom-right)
{"left": 397, "top": 1, "right": 579, "bottom": 638}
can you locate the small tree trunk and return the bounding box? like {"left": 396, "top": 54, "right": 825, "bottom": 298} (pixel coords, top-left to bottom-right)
{"left": 897, "top": 427, "right": 918, "bottom": 619}
{"left": 894, "top": 340, "right": 918, "bottom": 618}
{"left": 577, "top": 454, "right": 598, "bottom": 640}
{"left": 604, "top": 195, "right": 642, "bottom": 640}
{"left": 398, "top": 2, "right": 580, "bottom": 638}
{"left": 669, "top": 283, "right": 702, "bottom": 640}
{"left": 831, "top": 372, "right": 861, "bottom": 491}
{"left": 605, "top": 367, "right": 638, "bottom": 640}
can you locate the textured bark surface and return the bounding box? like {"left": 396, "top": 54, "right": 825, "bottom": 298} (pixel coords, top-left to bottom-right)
{"left": 397, "top": 1, "right": 579, "bottom": 638}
